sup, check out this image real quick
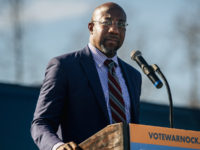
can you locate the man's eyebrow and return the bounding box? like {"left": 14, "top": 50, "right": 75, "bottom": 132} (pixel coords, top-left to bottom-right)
{"left": 102, "top": 17, "right": 112, "bottom": 20}
{"left": 118, "top": 18, "right": 126, "bottom": 22}
{"left": 102, "top": 17, "right": 126, "bottom": 22}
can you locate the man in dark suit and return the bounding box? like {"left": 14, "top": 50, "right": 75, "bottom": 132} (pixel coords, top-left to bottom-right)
{"left": 31, "top": 2, "right": 142, "bottom": 150}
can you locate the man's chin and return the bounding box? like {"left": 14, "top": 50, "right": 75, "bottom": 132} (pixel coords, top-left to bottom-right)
{"left": 105, "top": 41, "right": 119, "bottom": 49}
{"left": 103, "top": 44, "right": 119, "bottom": 51}
{"left": 100, "top": 44, "right": 118, "bottom": 57}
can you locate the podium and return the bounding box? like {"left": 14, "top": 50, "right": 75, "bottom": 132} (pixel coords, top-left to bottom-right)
{"left": 79, "top": 123, "right": 200, "bottom": 150}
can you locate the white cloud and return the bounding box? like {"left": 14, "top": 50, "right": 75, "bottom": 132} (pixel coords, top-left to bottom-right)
{"left": 0, "top": 0, "right": 90, "bottom": 29}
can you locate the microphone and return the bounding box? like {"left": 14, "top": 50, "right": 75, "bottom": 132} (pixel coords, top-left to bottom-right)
{"left": 130, "top": 50, "right": 163, "bottom": 89}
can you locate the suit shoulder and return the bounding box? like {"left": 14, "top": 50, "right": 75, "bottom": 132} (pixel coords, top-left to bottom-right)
{"left": 48, "top": 47, "right": 87, "bottom": 66}
{"left": 119, "top": 58, "right": 141, "bottom": 76}
{"left": 53, "top": 49, "right": 83, "bottom": 62}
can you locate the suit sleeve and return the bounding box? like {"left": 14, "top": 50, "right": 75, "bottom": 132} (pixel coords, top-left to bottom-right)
{"left": 31, "top": 58, "right": 68, "bottom": 150}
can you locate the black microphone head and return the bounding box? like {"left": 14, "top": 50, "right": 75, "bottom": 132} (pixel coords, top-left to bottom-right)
{"left": 130, "top": 50, "right": 142, "bottom": 60}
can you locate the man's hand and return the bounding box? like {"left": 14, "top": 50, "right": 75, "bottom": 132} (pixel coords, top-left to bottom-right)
{"left": 57, "top": 142, "right": 81, "bottom": 150}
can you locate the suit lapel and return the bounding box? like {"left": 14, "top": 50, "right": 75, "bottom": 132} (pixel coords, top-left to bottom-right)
{"left": 79, "top": 46, "right": 110, "bottom": 123}
{"left": 118, "top": 58, "right": 137, "bottom": 123}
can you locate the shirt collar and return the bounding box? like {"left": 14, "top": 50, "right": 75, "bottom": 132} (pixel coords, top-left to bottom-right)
{"left": 88, "top": 43, "right": 119, "bottom": 67}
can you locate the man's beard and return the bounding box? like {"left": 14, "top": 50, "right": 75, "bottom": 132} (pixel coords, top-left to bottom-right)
{"left": 100, "top": 40, "right": 120, "bottom": 57}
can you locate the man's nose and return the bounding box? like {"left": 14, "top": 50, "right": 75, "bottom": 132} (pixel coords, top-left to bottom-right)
{"left": 108, "top": 24, "right": 120, "bottom": 34}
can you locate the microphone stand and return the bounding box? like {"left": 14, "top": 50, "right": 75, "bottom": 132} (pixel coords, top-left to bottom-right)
{"left": 151, "top": 64, "right": 174, "bottom": 128}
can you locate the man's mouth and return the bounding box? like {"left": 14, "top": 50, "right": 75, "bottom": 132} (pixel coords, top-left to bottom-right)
{"left": 106, "top": 36, "right": 119, "bottom": 40}
{"left": 106, "top": 37, "right": 119, "bottom": 43}
{"left": 107, "top": 39, "right": 118, "bottom": 43}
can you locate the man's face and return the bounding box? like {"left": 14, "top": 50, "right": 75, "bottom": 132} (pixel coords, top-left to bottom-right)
{"left": 89, "top": 6, "right": 126, "bottom": 57}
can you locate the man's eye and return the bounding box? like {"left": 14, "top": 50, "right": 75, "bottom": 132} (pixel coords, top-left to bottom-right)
{"left": 103, "top": 21, "right": 112, "bottom": 26}
{"left": 118, "top": 22, "right": 126, "bottom": 27}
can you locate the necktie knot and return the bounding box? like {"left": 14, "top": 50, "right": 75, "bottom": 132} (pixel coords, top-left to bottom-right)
{"left": 104, "top": 59, "right": 116, "bottom": 69}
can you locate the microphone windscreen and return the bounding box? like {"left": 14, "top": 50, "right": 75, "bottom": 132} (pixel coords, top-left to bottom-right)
{"left": 130, "top": 50, "right": 141, "bottom": 60}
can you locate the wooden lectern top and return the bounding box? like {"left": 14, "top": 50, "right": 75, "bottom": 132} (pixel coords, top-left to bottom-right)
{"left": 79, "top": 123, "right": 128, "bottom": 150}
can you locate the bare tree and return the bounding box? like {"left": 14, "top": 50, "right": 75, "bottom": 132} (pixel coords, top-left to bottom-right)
{"left": 0, "top": 0, "right": 24, "bottom": 83}
{"left": 175, "top": 1, "right": 200, "bottom": 107}
{"left": 9, "top": 0, "right": 24, "bottom": 83}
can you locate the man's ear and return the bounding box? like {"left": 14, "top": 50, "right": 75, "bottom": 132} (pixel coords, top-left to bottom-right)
{"left": 88, "top": 22, "right": 94, "bottom": 34}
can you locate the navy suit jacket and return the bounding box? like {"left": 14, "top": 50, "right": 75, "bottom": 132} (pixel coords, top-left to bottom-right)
{"left": 31, "top": 46, "right": 142, "bottom": 150}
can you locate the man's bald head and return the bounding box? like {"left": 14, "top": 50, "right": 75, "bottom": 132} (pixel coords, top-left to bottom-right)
{"left": 91, "top": 2, "right": 126, "bottom": 22}
{"left": 88, "top": 2, "right": 127, "bottom": 58}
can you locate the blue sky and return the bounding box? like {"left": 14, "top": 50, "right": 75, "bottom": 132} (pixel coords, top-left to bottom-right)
{"left": 0, "top": 0, "right": 199, "bottom": 108}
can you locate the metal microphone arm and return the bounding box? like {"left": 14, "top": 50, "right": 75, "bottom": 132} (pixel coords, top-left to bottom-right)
{"left": 151, "top": 64, "right": 174, "bottom": 128}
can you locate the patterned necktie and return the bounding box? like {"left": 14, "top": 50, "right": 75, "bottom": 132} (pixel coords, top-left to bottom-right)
{"left": 104, "top": 59, "right": 126, "bottom": 123}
